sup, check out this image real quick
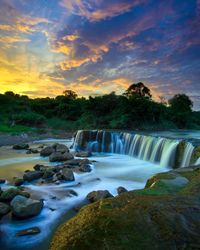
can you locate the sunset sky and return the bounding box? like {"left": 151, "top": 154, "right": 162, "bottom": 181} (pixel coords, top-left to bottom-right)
{"left": 0, "top": 0, "right": 199, "bottom": 109}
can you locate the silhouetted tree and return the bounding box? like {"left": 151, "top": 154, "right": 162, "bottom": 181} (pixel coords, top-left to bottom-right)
{"left": 63, "top": 90, "right": 78, "bottom": 99}
{"left": 123, "top": 82, "right": 152, "bottom": 98}
{"left": 169, "top": 94, "right": 193, "bottom": 112}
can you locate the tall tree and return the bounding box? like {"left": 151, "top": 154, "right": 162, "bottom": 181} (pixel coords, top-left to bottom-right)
{"left": 63, "top": 90, "right": 78, "bottom": 100}
{"left": 123, "top": 82, "right": 152, "bottom": 98}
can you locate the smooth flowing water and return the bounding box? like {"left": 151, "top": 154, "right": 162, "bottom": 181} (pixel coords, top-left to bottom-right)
{"left": 0, "top": 130, "right": 200, "bottom": 250}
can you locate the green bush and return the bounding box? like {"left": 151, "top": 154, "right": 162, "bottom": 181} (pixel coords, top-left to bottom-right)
{"left": 13, "top": 112, "right": 46, "bottom": 126}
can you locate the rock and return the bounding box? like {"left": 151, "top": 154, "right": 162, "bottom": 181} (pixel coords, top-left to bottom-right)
{"left": 33, "top": 164, "right": 44, "bottom": 171}
{"left": 0, "top": 179, "right": 6, "bottom": 184}
{"left": 66, "top": 189, "right": 78, "bottom": 197}
{"left": 16, "top": 227, "right": 41, "bottom": 236}
{"left": 65, "top": 159, "right": 83, "bottom": 166}
{"left": 26, "top": 148, "right": 39, "bottom": 154}
{"left": 54, "top": 143, "right": 69, "bottom": 153}
{"left": 40, "top": 146, "right": 55, "bottom": 157}
{"left": 61, "top": 169, "right": 75, "bottom": 181}
{"left": 79, "top": 164, "right": 91, "bottom": 172}
{"left": 23, "top": 171, "right": 42, "bottom": 181}
{"left": 49, "top": 152, "right": 74, "bottom": 162}
{"left": 0, "top": 188, "right": 25, "bottom": 202}
{"left": 86, "top": 190, "right": 113, "bottom": 203}
{"left": 14, "top": 178, "right": 24, "bottom": 186}
{"left": 117, "top": 186, "right": 128, "bottom": 195}
{"left": 75, "top": 151, "right": 92, "bottom": 158}
{"left": 151, "top": 176, "right": 189, "bottom": 189}
{"left": 13, "top": 143, "right": 29, "bottom": 150}
{"left": 11, "top": 195, "right": 43, "bottom": 219}
{"left": 0, "top": 202, "right": 10, "bottom": 216}
{"left": 42, "top": 170, "right": 54, "bottom": 179}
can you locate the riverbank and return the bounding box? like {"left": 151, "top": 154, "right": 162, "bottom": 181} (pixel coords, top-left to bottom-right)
{"left": 0, "top": 131, "right": 74, "bottom": 146}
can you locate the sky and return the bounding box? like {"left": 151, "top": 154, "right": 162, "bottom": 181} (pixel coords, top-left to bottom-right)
{"left": 0, "top": 0, "right": 199, "bottom": 109}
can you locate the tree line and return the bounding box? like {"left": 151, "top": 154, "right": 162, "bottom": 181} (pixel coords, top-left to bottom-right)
{"left": 0, "top": 82, "right": 199, "bottom": 133}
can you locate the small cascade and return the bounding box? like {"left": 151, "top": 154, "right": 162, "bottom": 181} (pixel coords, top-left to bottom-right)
{"left": 195, "top": 157, "right": 200, "bottom": 165}
{"left": 73, "top": 130, "right": 196, "bottom": 168}
{"left": 180, "top": 142, "right": 194, "bottom": 168}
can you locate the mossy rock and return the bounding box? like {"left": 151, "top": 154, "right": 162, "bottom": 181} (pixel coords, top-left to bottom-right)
{"left": 190, "top": 146, "right": 200, "bottom": 164}
{"left": 50, "top": 168, "right": 200, "bottom": 250}
{"left": 174, "top": 140, "right": 186, "bottom": 168}
{"left": 0, "top": 188, "right": 30, "bottom": 202}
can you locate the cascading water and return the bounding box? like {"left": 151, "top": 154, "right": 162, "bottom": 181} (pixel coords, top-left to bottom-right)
{"left": 73, "top": 130, "right": 195, "bottom": 168}
{"left": 180, "top": 142, "right": 194, "bottom": 168}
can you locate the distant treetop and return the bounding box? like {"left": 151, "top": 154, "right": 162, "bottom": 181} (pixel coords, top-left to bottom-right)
{"left": 123, "top": 82, "right": 152, "bottom": 98}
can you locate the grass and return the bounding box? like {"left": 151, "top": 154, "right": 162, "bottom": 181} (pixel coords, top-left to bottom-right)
{"left": 0, "top": 124, "right": 31, "bottom": 134}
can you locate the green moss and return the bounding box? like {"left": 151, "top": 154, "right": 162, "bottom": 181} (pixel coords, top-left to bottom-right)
{"left": 174, "top": 140, "right": 187, "bottom": 168}
{"left": 190, "top": 146, "right": 200, "bottom": 164}
{"left": 50, "top": 168, "right": 200, "bottom": 250}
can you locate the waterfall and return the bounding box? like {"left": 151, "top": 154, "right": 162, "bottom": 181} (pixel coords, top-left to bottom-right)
{"left": 73, "top": 130, "right": 195, "bottom": 168}
{"left": 180, "top": 142, "right": 194, "bottom": 168}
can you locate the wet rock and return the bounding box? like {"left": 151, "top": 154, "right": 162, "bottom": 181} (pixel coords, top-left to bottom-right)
{"left": 79, "top": 164, "right": 91, "bottom": 172}
{"left": 117, "top": 186, "right": 128, "bottom": 195}
{"left": 152, "top": 176, "right": 189, "bottom": 189}
{"left": 0, "top": 188, "right": 27, "bottom": 202}
{"left": 75, "top": 151, "right": 92, "bottom": 158}
{"left": 16, "top": 226, "right": 41, "bottom": 236}
{"left": 0, "top": 202, "right": 10, "bottom": 216}
{"left": 61, "top": 169, "right": 75, "bottom": 181}
{"left": 86, "top": 190, "right": 113, "bottom": 203}
{"left": 11, "top": 195, "right": 43, "bottom": 219}
{"left": 13, "top": 143, "right": 29, "bottom": 150}
{"left": 42, "top": 170, "right": 54, "bottom": 179}
{"left": 40, "top": 146, "right": 55, "bottom": 157}
{"left": 14, "top": 178, "right": 24, "bottom": 186}
{"left": 0, "top": 179, "right": 6, "bottom": 184}
{"left": 26, "top": 148, "right": 39, "bottom": 154}
{"left": 23, "top": 171, "right": 43, "bottom": 182}
{"left": 54, "top": 143, "right": 69, "bottom": 153}
{"left": 65, "top": 159, "right": 83, "bottom": 166}
{"left": 66, "top": 189, "right": 78, "bottom": 197}
{"left": 33, "top": 164, "right": 45, "bottom": 171}
{"left": 49, "top": 152, "right": 74, "bottom": 162}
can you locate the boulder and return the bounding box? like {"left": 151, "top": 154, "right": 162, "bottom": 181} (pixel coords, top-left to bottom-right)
{"left": 11, "top": 195, "right": 43, "bottom": 219}
{"left": 49, "top": 152, "right": 74, "bottom": 162}
{"left": 14, "top": 178, "right": 24, "bottom": 186}
{"left": 55, "top": 143, "right": 69, "bottom": 153}
{"left": 0, "top": 188, "right": 25, "bottom": 202}
{"left": 16, "top": 227, "right": 41, "bottom": 236}
{"left": 86, "top": 190, "right": 113, "bottom": 203}
{"left": 75, "top": 151, "right": 92, "bottom": 158}
{"left": 0, "top": 202, "right": 10, "bottom": 217}
{"left": 117, "top": 186, "right": 128, "bottom": 195}
{"left": 61, "top": 169, "right": 75, "bottom": 181}
{"left": 79, "top": 164, "right": 91, "bottom": 172}
{"left": 13, "top": 143, "right": 29, "bottom": 150}
{"left": 40, "top": 146, "right": 55, "bottom": 156}
{"left": 42, "top": 170, "right": 54, "bottom": 179}
{"left": 23, "top": 171, "right": 43, "bottom": 181}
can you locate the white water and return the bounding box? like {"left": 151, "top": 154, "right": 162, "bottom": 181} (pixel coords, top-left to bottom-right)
{"left": 74, "top": 131, "right": 188, "bottom": 168}
{"left": 181, "top": 142, "right": 194, "bottom": 168}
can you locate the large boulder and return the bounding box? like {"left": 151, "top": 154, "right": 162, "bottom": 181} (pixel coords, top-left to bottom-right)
{"left": 49, "top": 152, "right": 74, "bottom": 162}
{"left": 13, "top": 143, "right": 29, "bottom": 150}
{"left": 0, "top": 202, "right": 10, "bottom": 217}
{"left": 61, "top": 169, "right": 75, "bottom": 181}
{"left": 23, "top": 171, "right": 43, "bottom": 181}
{"left": 11, "top": 195, "right": 43, "bottom": 219}
{"left": 54, "top": 143, "right": 69, "bottom": 153}
{"left": 50, "top": 168, "right": 200, "bottom": 250}
{"left": 40, "top": 146, "right": 55, "bottom": 156}
{"left": 14, "top": 178, "right": 24, "bottom": 186}
{"left": 86, "top": 190, "right": 113, "bottom": 203}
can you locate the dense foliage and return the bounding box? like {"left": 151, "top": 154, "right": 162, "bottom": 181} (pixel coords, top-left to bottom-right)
{"left": 0, "top": 83, "right": 199, "bottom": 134}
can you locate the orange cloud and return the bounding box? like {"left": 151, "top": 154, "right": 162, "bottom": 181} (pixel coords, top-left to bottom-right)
{"left": 60, "top": 0, "right": 141, "bottom": 22}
